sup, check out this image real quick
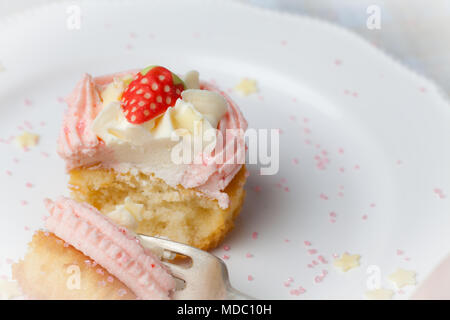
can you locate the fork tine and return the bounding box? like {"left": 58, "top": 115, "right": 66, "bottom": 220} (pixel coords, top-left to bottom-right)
{"left": 138, "top": 234, "right": 199, "bottom": 258}
{"left": 161, "top": 261, "right": 189, "bottom": 279}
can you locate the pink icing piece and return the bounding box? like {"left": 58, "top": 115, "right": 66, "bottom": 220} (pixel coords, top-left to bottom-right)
{"left": 44, "top": 197, "right": 175, "bottom": 300}
{"left": 57, "top": 72, "right": 247, "bottom": 209}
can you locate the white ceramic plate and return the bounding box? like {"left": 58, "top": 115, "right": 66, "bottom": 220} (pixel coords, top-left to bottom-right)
{"left": 1, "top": 0, "right": 449, "bottom": 300}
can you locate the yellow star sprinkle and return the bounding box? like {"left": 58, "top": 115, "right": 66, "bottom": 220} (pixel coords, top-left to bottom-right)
{"left": 388, "top": 268, "right": 416, "bottom": 288}
{"left": 0, "top": 279, "right": 21, "bottom": 300}
{"left": 333, "top": 253, "right": 361, "bottom": 272}
{"left": 14, "top": 132, "right": 39, "bottom": 150}
{"left": 234, "top": 78, "right": 258, "bottom": 96}
{"left": 365, "top": 288, "right": 394, "bottom": 300}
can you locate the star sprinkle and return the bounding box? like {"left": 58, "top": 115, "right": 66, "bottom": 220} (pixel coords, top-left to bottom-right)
{"left": 234, "top": 78, "right": 258, "bottom": 96}
{"left": 0, "top": 279, "right": 21, "bottom": 300}
{"left": 365, "top": 288, "right": 394, "bottom": 300}
{"left": 0, "top": 62, "right": 5, "bottom": 72}
{"left": 14, "top": 132, "right": 39, "bottom": 150}
{"left": 388, "top": 268, "right": 416, "bottom": 288}
{"left": 333, "top": 253, "right": 360, "bottom": 272}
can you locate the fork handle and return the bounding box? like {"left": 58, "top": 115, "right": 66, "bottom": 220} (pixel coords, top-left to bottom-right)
{"left": 226, "top": 286, "right": 255, "bottom": 300}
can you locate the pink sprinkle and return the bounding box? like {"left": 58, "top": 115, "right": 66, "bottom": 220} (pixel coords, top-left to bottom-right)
{"left": 253, "top": 185, "right": 261, "bottom": 193}
{"left": 319, "top": 193, "right": 329, "bottom": 200}
{"left": 303, "top": 127, "right": 311, "bottom": 134}
{"left": 362, "top": 214, "right": 368, "bottom": 220}
{"left": 223, "top": 245, "right": 230, "bottom": 251}
{"left": 24, "top": 98, "right": 32, "bottom": 106}
{"left": 312, "top": 260, "right": 318, "bottom": 266}
{"left": 125, "top": 43, "right": 133, "bottom": 50}
{"left": 433, "top": 188, "right": 446, "bottom": 199}
{"left": 24, "top": 121, "right": 33, "bottom": 130}
{"left": 25, "top": 182, "right": 34, "bottom": 188}
{"left": 292, "top": 158, "right": 299, "bottom": 165}
{"left": 304, "top": 240, "right": 312, "bottom": 246}
{"left": 6, "top": 170, "right": 12, "bottom": 176}
{"left": 352, "top": 92, "right": 358, "bottom": 97}
{"left": 304, "top": 139, "right": 311, "bottom": 145}
{"left": 396, "top": 160, "right": 403, "bottom": 165}
{"left": 334, "top": 59, "right": 342, "bottom": 66}
{"left": 318, "top": 255, "right": 328, "bottom": 264}
{"left": 338, "top": 148, "right": 344, "bottom": 154}
{"left": 370, "top": 203, "right": 376, "bottom": 208}
{"left": 252, "top": 232, "right": 258, "bottom": 240}
{"left": 281, "top": 40, "right": 287, "bottom": 46}
{"left": 287, "top": 277, "right": 294, "bottom": 282}
{"left": 419, "top": 87, "right": 427, "bottom": 93}
{"left": 307, "top": 264, "right": 313, "bottom": 268}
{"left": 396, "top": 249, "right": 404, "bottom": 256}
{"left": 20, "top": 200, "right": 28, "bottom": 206}
{"left": 246, "top": 253, "right": 254, "bottom": 258}
{"left": 117, "top": 289, "right": 127, "bottom": 297}
{"left": 248, "top": 275, "right": 254, "bottom": 281}
{"left": 308, "top": 249, "right": 317, "bottom": 255}
{"left": 96, "top": 268, "right": 104, "bottom": 275}
{"left": 284, "top": 239, "right": 290, "bottom": 243}
{"left": 222, "top": 254, "right": 229, "bottom": 260}
{"left": 24, "top": 226, "right": 30, "bottom": 231}
{"left": 289, "top": 115, "right": 296, "bottom": 121}
{"left": 257, "top": 95, "right": 264, "bottom": 101}
{"left": 329, "top": 211, "right": 337, "bottom": 218}
{"left": 354, "top": 165, "right": 360, "bottom": 170}
{"left": 98, "top": 280, "right": 106, "bottom": 287}
{"left": 314, "top": 275, "right": 323, "bottom": 283}
{"left": 284, "top": 187, "right": 290, "bottom": 192}
{"left": 107, "top": 276, "right": 114, "bottom": 283}
{"left": 284, "top": 281, "right": 291, "bottom": 287}
{"left": 339, "top": 167, "right": 345, "bottom": 173}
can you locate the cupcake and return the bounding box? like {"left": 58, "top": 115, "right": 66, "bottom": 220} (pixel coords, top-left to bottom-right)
{"left": 12, "top": 197, "right": 175, "bottom": 300}
{"left": 58, "top": 66, "right": 248, "bottom": 250}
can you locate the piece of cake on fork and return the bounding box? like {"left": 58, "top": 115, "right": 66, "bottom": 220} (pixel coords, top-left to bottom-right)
{"left": 58, "top": 66, "right": 248, "bottom": 250}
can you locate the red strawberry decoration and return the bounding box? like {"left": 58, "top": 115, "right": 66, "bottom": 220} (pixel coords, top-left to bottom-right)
{"left": 121, "top": 66, "right": 185, "bottom": 124}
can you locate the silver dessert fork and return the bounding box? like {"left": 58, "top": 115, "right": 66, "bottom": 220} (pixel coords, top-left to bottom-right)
{"left": 138, "top": 234, "right": 254, "bottom": 300}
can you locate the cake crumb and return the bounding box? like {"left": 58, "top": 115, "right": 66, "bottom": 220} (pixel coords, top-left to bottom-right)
{"left": 14, "top": 132, "right": 39, "bottom": 150}
{"left": 0, "top": 279, "right": 21, "bottom": 300}
{"left": 365, "top": 288, "right": 394, "bottom": 300}
{"left": 333, "top": 253, "right": 360, "bottom": 272}
{"left": 235, "top": 78, "right": 258, "bottom": 96}
{"left": 388, "top": 268, "right": 416, "bottom": 288}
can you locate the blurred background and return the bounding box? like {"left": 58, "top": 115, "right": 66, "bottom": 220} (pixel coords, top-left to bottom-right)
{"left": 1, "top": 0, "right": 449, "bottom": 95}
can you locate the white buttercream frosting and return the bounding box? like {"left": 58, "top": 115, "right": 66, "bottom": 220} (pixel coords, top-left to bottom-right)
{"left": 91, "top": 72, "right": 228, "bottom": 187}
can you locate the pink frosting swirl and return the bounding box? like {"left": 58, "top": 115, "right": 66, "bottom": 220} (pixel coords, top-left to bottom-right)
{"left": 57, "top": 71, "right": 247, "bottom": 208}
{"left": 44, "top": 197, "right": 176, "bottom": 300}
